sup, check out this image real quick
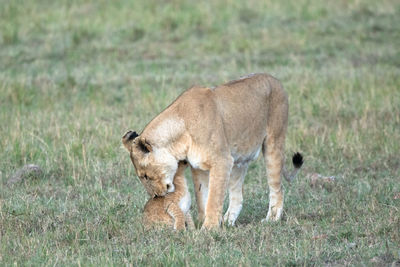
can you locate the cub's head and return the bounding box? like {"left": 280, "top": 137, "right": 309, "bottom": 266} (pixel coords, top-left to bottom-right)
{"left": 122, "top": 130, "right": 178, "bottom": 197}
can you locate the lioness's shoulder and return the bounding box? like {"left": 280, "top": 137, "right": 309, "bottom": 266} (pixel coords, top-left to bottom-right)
{"left": 173, "top": 86, "right": 217, "bottom": 115}
{"left": 180, "top": 86, "right": 214, "bottom": 100}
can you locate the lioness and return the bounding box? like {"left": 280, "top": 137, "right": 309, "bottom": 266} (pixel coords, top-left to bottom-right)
{"left": 122, "top": 73, "right": 303, "bottom": 229}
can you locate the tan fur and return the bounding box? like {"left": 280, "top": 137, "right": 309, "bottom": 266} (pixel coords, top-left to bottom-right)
{"left": 142, "top": 162, "right": 194, "bottom": 230}
{"left": 122, "top": 73, "right": 302, "bottom": 229}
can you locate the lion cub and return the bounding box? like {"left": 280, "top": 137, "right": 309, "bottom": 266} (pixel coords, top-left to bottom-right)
{"left": 143, "top": 161, "right": 194, "bottom": 230}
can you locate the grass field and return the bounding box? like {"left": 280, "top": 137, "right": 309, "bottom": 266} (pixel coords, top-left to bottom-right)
{"left": 1, "top": 0, "right": 400, "bottom": 265}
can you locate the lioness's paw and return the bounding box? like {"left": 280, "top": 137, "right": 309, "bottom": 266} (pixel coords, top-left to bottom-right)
{"left": 261, "top": 216, "right": 277, "bottom": 223}
{"left": 201, "top": 223, "right": 219, "bottom": 230}
{"left": 261, "top": 217, "right": 276, "bottom": 223}
{"left": 197, "top": 212, "right": 205, "bottom": 223}
{"left": 202, "top": 218, "right": 220, "bottom": 230}
{"left": 263, "top": 207, "right": 283, "bottom": 222}
{"left": 223, "top": 212, "right": 236, "bottom": 227}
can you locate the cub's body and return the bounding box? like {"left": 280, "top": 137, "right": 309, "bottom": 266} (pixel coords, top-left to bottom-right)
{"left": 143, "top": 162, "right": 194, "bottom": 230}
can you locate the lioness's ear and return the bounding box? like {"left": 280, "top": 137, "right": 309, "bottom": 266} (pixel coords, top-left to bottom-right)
{"left": 122, "top": 130, "right": 139, "bottom": 151}
{"left": 138, "top": 138, "right": 153, "bottom": 153}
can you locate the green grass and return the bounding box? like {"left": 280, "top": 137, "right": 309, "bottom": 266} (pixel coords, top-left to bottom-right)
{"left": 1, "top": 0, "right": 400, "bottom": 265}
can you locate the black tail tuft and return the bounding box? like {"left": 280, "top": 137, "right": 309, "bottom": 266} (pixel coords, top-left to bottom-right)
{"left": 292, "top": 152, "right": 303, "bottom": 168}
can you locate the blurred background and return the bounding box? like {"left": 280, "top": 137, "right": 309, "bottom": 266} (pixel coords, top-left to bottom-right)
{"left": 1, "top": 0, "right": 399, "bottom": 265}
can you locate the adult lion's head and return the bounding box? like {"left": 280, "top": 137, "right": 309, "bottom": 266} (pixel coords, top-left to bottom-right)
{"left": 122, "top": 130, "right": 178, "bottom": 197}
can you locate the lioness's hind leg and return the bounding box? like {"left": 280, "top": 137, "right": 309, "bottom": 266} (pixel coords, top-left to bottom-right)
{"left": 262, "top": 139, "right": 285, "bottom": 222}
{"left": 224, "top": 164, "right": 248, "bottom": 226}
{"left": 263, "top": 85, "right": 288, "bottom": 222}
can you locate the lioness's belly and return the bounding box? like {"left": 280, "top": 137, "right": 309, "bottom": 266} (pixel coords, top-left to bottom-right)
{"left": 232, "top": 145, "right": 262, "bottom": 167}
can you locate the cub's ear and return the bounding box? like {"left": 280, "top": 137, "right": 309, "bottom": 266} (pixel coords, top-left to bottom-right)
{"left": 122, "top": 130, "right": 139, "bottom": 151}
{"left": 138, "top": 138, "right": 153, "bottom": 153}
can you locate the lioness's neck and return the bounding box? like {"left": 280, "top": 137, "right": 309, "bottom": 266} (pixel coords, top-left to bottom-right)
{"left": 142, "top": 111, "right": 184, "bottom": 142}
{"left": 142, "top": 113, "right": 189, "bottom": 160}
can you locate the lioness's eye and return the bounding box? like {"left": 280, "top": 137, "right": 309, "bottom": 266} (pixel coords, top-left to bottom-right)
{"left": 143, "top": 174, "right": 149, "bottom": 180}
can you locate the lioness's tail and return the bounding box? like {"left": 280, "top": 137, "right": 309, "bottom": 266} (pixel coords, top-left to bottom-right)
{"left": 283, "top": 152, "right": 303, "bottom": 183}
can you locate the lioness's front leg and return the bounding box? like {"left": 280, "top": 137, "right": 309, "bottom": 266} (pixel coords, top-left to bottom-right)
{"left": 191, "top": 168, "right": 209, "bottom": 223}
{"left": 202, "top": 159, "right": 233, "bottom": 229}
